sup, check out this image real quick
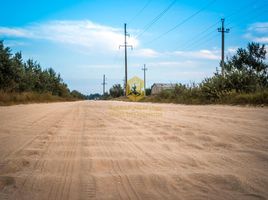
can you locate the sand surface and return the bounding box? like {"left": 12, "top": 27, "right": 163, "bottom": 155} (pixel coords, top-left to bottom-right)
{"left": 0, "top": 101, "right": 268, "bottom": 200}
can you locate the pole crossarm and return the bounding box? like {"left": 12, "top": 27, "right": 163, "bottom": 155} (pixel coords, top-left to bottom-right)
{"left": 119, "top": 45, "right": 133, "bottom": 49}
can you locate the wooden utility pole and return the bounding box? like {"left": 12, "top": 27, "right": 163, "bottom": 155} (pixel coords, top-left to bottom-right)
{"left": 218, "top": 18, "right": 230, "bottom": 75}
{"left": 102, "top": 74, "right": 107, "bottom": 95}
{"left": 119, "top": 23, "right": 133, "bottom": 96}
{"left": 142, "top": 64, "right": 148, "bottom": 96}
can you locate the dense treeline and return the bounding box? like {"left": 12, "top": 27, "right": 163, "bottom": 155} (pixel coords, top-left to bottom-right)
{"left": 0, "top": 41, "right": 85, "bottom": 103}
{"left": 146, "top": 42, "right": 268, "bottom": 105}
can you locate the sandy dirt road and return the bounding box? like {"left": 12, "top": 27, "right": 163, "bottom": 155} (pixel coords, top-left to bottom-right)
{"left": 0, "top": 101, "right": 268, "bottom": 200}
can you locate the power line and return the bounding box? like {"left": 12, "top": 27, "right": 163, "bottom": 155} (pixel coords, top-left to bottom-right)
{"left": 146, "top": 0, "right": 217, "bottom": 45}
{"left": 178, "top": 1, "right": 267, "bottom": 52}
{"left": 173, "top": 20, "right": 220, "bottom": 51}
{"left": 183, "top": 30, "right": 217, "bottom": 51}
{"left": 173, "top": 0, "right": 266, "bottom": 53}
{"left": 135, "top": 0, "right": 177, "bottom": 39}
{"left": 128, "top": 0, "right": 152, "bottom": 25}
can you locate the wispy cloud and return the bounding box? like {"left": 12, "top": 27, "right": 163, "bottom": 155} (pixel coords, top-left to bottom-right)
{"left": 173, "top": 49, "right": 220, "bottom": 60}
{"left": 248, "top": 22, "right": 268, "bottom": 33}
{"left": 132, "top": 48, "right": 160, "bottom": 58}
{"left": 77, "top": 64, "right": 122, "bottom": 69}
{"left": 253, "top": 37, "right": 268, "bottom": 43}
{"left": 0, "top": 19, "right": 223, "bottom": 62}
{"left": 4, "top": 40, "right": 28, "bottom": 47}
{"left": 0, "top": 27, "right": 31, "bottom": 37}
{"left": 147, "top": 60, "right": 197, "bottom": 68}
{"left": 245, "top": 22, "right": 268, "bottom": 44}
{"left": 0, "top": 20, "right": 139, "bottom": 51}
{"left": 132, "top": 48, "right": 221, "bottom": 60}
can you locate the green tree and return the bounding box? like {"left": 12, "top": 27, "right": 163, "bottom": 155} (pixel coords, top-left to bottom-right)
{"left": 11, "top": 52, "right": 24, "bottom": 91}
{"left": 0, "top": 41, "right": 16, "bottom": 91}
{"left": 224, "top": 42, "right": 268, "bottom": 92}
{"left": 109, "top": 84, "right": 124, "bottom": 98}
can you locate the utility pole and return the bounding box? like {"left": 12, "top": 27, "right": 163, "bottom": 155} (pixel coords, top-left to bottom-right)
{"left": 142, "top": 64, "right": 148, "bottom": 96}
{"left": 119, "top": 23, "right": 133, "bottom": 96}
{"left": 102, "top": 74, "right": 107, "bottom": 95}
{"left": 218, "top": 18, "right": 230, "bottom": 76}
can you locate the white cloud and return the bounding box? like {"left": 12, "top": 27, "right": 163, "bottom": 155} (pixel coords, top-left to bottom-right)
{"left": 4, "top": 40, "right": 28, "bottom": 47}
{"left": 147, "top": 60, "right": 197, "bottom": 68}
{"left": 254, "top": 37, "right": 268, "bottom": 43}
{"left": 132, "top": 48, "right": 221, "bottom": 60}
{"left": 0, "top": 19, "right": 223, "bottom": 62}
{"left": 245, "top": 22, "right": 268, "bottom": 44}
{"left": 0, "top": 27, "right": 30, "bottom": 37}
{"left": 173, "top": 49, "right": 220, "bottom": 60}
{"left": 0, "top": 20, "right": 139, "bottom": 52}
{"left": 77, "top": 64, "right": 121, "bottom": 69}
{"left": 132, "top": 48, "right": 160, "bottom": 58}
{"left": 227, "top": 47, "right": 237, "bottom": 54}
{"left": 248, "top": 22, "right": 268, "bottom": 33}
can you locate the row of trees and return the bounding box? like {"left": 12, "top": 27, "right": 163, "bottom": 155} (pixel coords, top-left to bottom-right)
{"left": 0, "top": 41, "right": 85, "bottom": 99}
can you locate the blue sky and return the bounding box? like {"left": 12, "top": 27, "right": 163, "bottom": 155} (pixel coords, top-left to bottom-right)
{"left": 0, "top": 0, "right": 268, "bottom": 94}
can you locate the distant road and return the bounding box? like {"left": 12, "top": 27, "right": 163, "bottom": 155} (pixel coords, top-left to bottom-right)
{"left": 0, "top": 101, "right": 268, "bottom": 200}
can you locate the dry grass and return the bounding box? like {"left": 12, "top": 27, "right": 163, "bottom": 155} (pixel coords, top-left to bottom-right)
{"left": 141, "top": 90, "right": 268, "bottom": 106}
{"left": 0, "top": 91, "right": 78, "bottom": 106}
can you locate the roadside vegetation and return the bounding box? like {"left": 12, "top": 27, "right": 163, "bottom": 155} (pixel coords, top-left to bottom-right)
{"left": 143, "top": 42, "right": 268, "bottom": 105}
{"left": 0, "top": 41, "right": 86, "bottom": 105}
{"left": 102, "top": 42, "right": 267, "bottom": 105}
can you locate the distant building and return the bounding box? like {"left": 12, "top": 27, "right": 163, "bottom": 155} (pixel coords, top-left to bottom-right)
{"left": 151, "top": 83, "right": 176, "bottom": 95}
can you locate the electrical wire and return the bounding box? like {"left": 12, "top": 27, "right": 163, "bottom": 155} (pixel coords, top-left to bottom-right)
{"left": 175, "top": 0, "right": 268, "bottom": 52}
{"left": 128, "top": 0, "right": 152, "bottom": 25}
{"left": 173, "top": 20, "right": 220, "bottom": 51}
{"left": 145, "top": 0, "right": 217, "bottom": 45}
{"left": 135, "top": 0, "right": 177, "bottom": 39}
{"left": 184, "top": 31, "right": 218, "bottom": 51}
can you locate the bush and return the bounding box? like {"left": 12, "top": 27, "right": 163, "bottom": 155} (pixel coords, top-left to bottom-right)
{"left": 109, "top": 84, "right": 124, "bottom": 98}
{"left": 220, "top": 90, "right": 268, "bottom": 105}
{"left": 145, "top": 88, "right": 151, "bottom": 95}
